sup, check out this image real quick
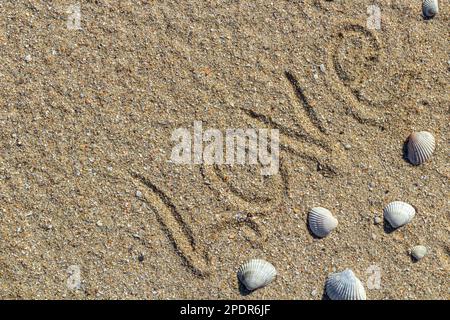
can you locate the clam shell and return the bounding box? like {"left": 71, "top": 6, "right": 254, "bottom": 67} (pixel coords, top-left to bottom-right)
{"left": 325, "top": 269, "right": 367, "bottom": 300}
{"left": 423, "top": 0, "right": 439, "bottom": 18}
{"left": 383, "top": 201, "right": 416, "bottom": 229}
{"left": 308, "top": 207, "right": 338, "bottom": 238}
{"left": 237, "top": 259, "right": 277, "bottom": 291}
{"left": 411, "top": 245, "right": 427, "bottom": 261}
{"left": 407, "top": 131, "right": 436, "bottom": 165}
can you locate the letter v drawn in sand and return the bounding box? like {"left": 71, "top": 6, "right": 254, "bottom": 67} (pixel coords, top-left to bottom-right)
{"left": 130, "top": 172, "right": 209, "bottom": 276}
{"left": 201, "top": 72, "right": 349, "bottom": 215}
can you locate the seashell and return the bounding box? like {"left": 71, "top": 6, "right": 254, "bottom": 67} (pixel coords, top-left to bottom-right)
{"left": 237, "top": 259, "right": 277, "bottom": 291}
{"left": 308, "top": 207, "right": 338, "bottom": 238}
{"left": 383, "top": 201, "right": 416, "bottom": 229}
{"left": 411, "top": 245, "right": 427, "bottom": 261}
{"left": 422, "top": 0, "right": 439, "bottom": 18}
{"left": 325, "top": 269, "right": 367, "bottom": 300}
{"left": 407, "top": 131, "right": 436, "bottom": 165}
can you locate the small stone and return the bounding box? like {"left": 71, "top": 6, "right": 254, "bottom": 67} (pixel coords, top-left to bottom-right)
{"left": 96, "top": 220, "right": 103, "bottom": 227}
{"left": 24, "top": 54, "right": 32, "bottom": 62}
{"left": 135, "top": 190, "right": 143, "bottom": 198}
{"left": 374, "top": 216, "right": 382, "bottom": 225}
{"left": 411, "top": 245, "right": 427, "bottom": 261}
{"left": 311, "top": 289, "right": 317, "bottom": 296}
{"left": 319, "top": 64, "right": 326, "bottom": 73}
{"left": 138, "top": 254, "right": 145, "bottom": 262}
{"left": 344, "top": 144, "right": 352, "bottom": 150}
{"left": 235, "top": 212, "right": 247, "bottom": 222}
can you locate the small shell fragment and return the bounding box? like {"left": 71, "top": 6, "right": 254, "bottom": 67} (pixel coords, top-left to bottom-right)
{"left": 411, "top": 245, "right": 427, "bottom": 261}
{"left": 374, "top": 216, "right": 383, "bottom": 225}
{"left": 237, "top": 259, "right": 277, "bottom": 291}
{"left": 325, "top": 269, "right": 367, "bottom": 300}
{"left": 308, "top": 207, "right": 338, "bottom": 238}
{"left": 422, "top": 0, "right": 439, "bottom": 18}
{"left": 383, "top": 201, "right": 416, "bottom": 229}
{"left": 407, "top": 131, "right": 436, "bottom": 165}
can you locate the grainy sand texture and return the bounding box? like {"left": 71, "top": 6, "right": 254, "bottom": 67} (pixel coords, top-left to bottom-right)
{"left": 0, "top": 0, "right": 448, "bottom": 299}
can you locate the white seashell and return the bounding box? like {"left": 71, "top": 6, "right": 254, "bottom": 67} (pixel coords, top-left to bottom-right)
{"left": 325, "top": 269, "right": 367, "bottom": 300}
{"left": 407, "top": 131, "right": 436, "bottom": 165}
{"left": 237, "top": 259, "right": 277, "bottom": 291}
{"left": 308, "top": 207, "right": 338, "bottom": 238}
{"left": 422, "top": 0, "right": 439, "bottom": 18}
{"left": 383, "top": 201, "right": 416, "bottom": 229}
{"left": 411, "top": 245, "right": 427, "bottom": 261}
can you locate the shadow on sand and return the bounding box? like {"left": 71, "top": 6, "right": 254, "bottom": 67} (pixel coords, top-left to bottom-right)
{"left": 237, "top": 277, "right": 253, "bottom": 296}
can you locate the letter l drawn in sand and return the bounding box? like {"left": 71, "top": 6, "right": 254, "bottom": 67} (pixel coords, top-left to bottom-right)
{"left": 131, "top": 172, "right": 209, "bottom": 276}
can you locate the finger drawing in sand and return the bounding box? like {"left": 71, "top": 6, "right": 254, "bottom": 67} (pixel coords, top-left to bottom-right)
{"left": 0, "top": 1, "right": 447, "bottom": 302}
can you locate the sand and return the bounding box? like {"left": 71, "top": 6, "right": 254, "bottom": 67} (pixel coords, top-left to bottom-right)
{"left": 0, "top": 0, "right": 448, "bottom": 299}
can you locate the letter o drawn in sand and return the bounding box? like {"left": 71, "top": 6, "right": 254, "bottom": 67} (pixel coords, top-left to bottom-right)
{"left": 201, "top": 162, "right": 289, "bottom": 215}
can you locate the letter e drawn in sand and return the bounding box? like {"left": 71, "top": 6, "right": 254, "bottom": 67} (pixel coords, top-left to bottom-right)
{"left": 325, "top": 22, "right": 412, "bottom": 126}
{"left": 131, "top": 172, "right": 209, "bottom": 276}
